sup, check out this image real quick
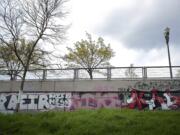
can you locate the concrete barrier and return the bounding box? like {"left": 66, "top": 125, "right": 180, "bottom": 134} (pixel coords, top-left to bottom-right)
{"left": 0, "top": 79, "right": 180, "bottom": 112}
{"left": 0, "top": 79, "right": 180, "bottom": 92}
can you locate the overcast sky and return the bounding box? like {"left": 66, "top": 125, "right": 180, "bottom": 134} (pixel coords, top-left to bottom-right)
{"left": 65, "top": 0, "right": 180, "bottom": 67}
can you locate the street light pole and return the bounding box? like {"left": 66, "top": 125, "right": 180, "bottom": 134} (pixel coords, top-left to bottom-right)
{"left": 164, "top": 27, "right": 173, "bottom": 79}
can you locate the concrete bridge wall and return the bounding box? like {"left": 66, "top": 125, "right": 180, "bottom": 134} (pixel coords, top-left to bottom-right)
{"left": 0, "top": 79, "right": 180, "bottom": 113}
{"left": 0, "top": 79, "right": 180, "bottom": 92}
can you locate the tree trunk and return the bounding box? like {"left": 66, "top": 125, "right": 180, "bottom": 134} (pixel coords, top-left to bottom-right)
{"left": 88, "top": 68, "right": 93, "bottom": 80}
{"left": 15, "top": 67, "right": 27, "bottom": 112}
{"left": 15, "top": 35, "right": 42, "bottom": 112}
{"left": 10, "top": 74, "right": 13, "bottom": 80}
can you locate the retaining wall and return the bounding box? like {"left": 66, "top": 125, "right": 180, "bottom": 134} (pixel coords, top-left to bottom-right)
{"left": 0, "top": 79, "right": 180, "bottom": 112}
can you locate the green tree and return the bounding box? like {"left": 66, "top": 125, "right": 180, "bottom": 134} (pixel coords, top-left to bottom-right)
{"left": 0, "top": 45, "right": 22, "bottom": 80}
{"left": 64, "top": 33, "right": 114, "bottom": 79}
{"left": 0, "top": 39, "right": 49, "bottom": 80}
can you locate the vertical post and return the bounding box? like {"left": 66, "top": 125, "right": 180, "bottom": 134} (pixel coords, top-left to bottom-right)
{"left": 107, "top": 67, "right": 111, "bottom": 80}
{"left": 74, "top": 69, "right": 79, "bottom": 80}
{"left": 142, "top": 67, "right": 147, "bottom": 79}
{"left": 164, "top": 27, "right": 173, "bottom": 79}
{"left": 42, "top": 69, "right": 47, "bottom": 80}
{"left": 166, "top": 42, "right": 173, "bottom": 79}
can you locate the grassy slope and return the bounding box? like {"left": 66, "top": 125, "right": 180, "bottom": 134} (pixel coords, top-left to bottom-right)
{"left": 0, "top": 109, "right": 180, "bottom": 135}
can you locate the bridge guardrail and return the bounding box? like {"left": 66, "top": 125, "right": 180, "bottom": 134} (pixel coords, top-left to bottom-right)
{"left": 0, "top": 66, "right": 180, "bottom": 80}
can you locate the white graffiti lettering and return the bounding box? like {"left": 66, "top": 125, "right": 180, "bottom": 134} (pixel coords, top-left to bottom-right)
{"left": 0, "top": 93, "right": 71, "bottom": 112}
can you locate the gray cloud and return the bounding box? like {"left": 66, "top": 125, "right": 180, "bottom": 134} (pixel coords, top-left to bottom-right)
{"left": 97, "top": 0, "right": 180, "bottom": 50}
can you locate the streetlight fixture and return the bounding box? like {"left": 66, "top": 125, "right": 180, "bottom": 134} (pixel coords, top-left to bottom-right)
{"left": 164, "top": 27, "right": 173, "bottom": 79}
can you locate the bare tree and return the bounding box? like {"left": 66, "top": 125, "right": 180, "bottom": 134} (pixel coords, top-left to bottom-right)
{"left": 125, "top": 64, "right": 138, "bottom": 78}
{"left": 0, "top": 0, "right": 68, "bottom": 111}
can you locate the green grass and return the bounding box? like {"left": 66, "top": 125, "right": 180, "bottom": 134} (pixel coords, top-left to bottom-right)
{"left": 0, "top": 109, "right": 180, "bottom": 135}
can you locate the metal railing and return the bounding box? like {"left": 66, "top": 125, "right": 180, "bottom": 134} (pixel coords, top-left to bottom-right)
{"left": 0, "top": 66, "right": 180, "bottom": 80}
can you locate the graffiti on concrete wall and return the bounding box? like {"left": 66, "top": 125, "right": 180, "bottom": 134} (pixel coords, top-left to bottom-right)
{"left": 134, "top": 80, "right": 180, "bottom": 91}
{"left": 0, "top": 93, "right": 71, "bottom": 111}
{"left": 118, "top": 81, "right": 180, "bottom": 110}
{"left": 70, "top": 92, "right": 126, "bottom": 110}
{"left": 127, "top": 89, "right": 180, "bottom": 110}
{"left": 0, "top": 90, "right": 180, "bottom": 112}
{"left": 1, "top": 80, "right": 180, "bottom": 112}
{"left": 117, "top": 81, "right": 180, "bottom": 94}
